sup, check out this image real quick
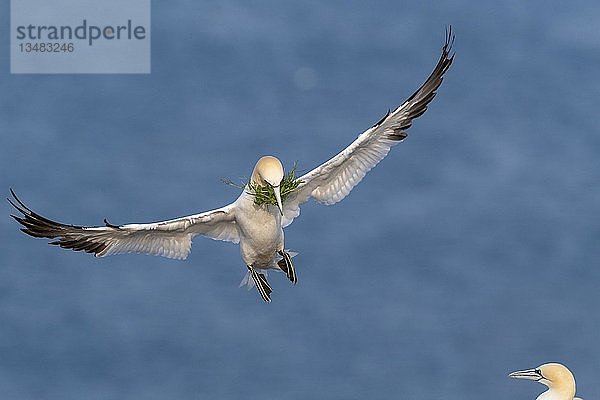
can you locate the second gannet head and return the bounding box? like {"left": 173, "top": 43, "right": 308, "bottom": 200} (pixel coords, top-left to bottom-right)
{"left": 251, "top": 156, "right": 284, "bottom": 215}
{"left": 509, "top": 363, "right": 578, "bottom": 400}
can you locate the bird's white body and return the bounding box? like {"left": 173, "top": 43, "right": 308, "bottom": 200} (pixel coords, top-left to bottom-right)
{"left": 536, "top": 390, "right": 578, "bottom": 400}
{"left": 536, "top": 389, "right": 581, "bottom": 400}
{"left": 10, "top": 30, "right": 454, "bottom": 302}
{"left": 234, "top": 189, "right": 284, "bottom": 269}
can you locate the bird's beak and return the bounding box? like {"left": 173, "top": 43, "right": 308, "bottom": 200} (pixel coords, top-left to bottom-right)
{"left": 508, "top": 368, "right": 543, "bottom": 381}
{"left": 273, "top": 185, "right": 284, "bottom": 216}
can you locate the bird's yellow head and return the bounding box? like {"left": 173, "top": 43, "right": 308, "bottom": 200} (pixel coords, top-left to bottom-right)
{"left": 251, "top": 156, "right": 284, "bottom": 187}
{"left": 251, "top": 156, "right": 285, "bottom": 215}
{"left": 509, "top": 363, "right": 576, "bottom": 400}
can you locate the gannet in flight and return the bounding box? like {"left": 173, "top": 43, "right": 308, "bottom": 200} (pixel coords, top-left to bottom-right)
{"left": 509, "top": 363, "right": 583, "bottom": 400}
{"left": 9, "top": 28, "right": 454, "bottom": 302}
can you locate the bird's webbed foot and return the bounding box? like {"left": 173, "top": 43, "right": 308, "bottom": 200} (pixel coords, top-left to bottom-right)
{"left": 247, "top": 265, "right": 273, "bottom": 303}
{"left": 277, "top": 250, "right": 297, "bottom": 284}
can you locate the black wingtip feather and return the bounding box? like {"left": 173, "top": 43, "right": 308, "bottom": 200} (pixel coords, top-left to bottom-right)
{"left": 8, "top": 190, "right": 109, "bottom": 257}
{"left": 387, "top": 132, "right": 408, "bottom": 141}
{"left": 373, "top": 109, "right": 392, "bottom": 128}
{"left": 9, "top": 188, "right": 33, "bottom": 214}
{"left": 103, "top": 218, "right": 120, "bottom": 229}
{"left": 371, "top": 27, "right": 454, "bottom": 140}
{"left": 387, "top": 26, "right": 454, "bottom": 138}
{"left": 7, "top": 197, "right": 27, "bottom": 216}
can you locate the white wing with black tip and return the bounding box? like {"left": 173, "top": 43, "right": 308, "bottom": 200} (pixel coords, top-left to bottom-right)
{"left": 8, "top": 189, "right": 239, "bottom": 260}
{"left": 281, "top": 28, "right": 454, "bottom": 227}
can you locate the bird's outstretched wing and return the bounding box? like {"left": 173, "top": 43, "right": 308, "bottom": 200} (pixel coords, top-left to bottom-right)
{"left": 8, "top": 189, "right": 239, "bottom": 260}
{"left": 282, "top": 28, "right": 454, "bottom": 227}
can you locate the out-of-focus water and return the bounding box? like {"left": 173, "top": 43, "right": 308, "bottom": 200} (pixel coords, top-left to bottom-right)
{"left": 1, "top": 1, "right": 600, "bottom": 399}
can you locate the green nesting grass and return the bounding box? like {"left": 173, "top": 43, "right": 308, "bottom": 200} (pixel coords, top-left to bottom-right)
{"left": 222, "top": 162, "right": 303, "bottom": 206}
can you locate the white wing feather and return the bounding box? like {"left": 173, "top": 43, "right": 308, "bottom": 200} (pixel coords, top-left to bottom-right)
{"left": 9, "top": 189, "right": 238, "bottom": 260}
{"left": 282, "top": 29, "right": 454, "bottom": 227}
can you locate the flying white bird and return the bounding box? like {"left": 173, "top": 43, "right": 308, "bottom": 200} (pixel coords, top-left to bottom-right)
{"left": 509, "top": 363, "right": 583, "bottom": 400}
{"left": 9, "top": 28, "right": 454, "bottom": 302}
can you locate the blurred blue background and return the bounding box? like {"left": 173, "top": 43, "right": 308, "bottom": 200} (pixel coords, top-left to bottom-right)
{"left": 1, "top": 1, "right": 600, "bottom": 399}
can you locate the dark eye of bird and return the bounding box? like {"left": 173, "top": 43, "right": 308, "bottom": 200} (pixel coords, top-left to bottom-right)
{"left": 535, "top": 369, "right": 542, "bottom": 376}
